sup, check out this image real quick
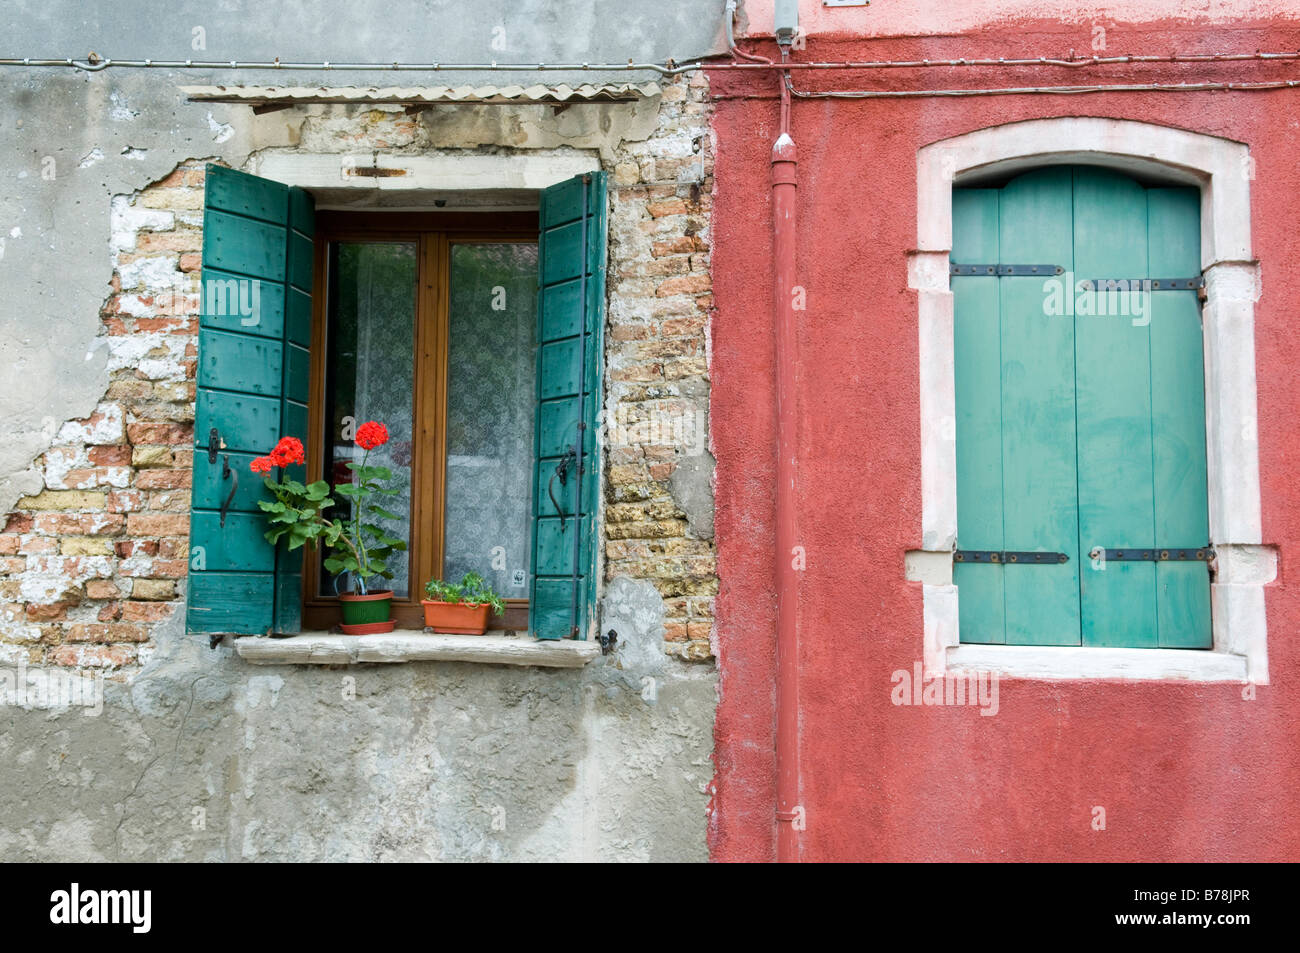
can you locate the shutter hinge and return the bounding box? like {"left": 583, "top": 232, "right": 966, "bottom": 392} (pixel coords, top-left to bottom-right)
{"left": 954, "top": 550, "right": 1069, "bottom": 564}
{"left": 950, "top": 267, "right": 1204, "bottom": 291}
{"left": 1078, "top": 277, "right": 1204, "bottom": 291}
{"left": 1088, "top": 547, "right": 1214, "bottom": 562}
{"left": 950, "top": 264, "right": 1065, "bottom": 277}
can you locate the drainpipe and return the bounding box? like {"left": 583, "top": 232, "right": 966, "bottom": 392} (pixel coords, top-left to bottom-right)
{"left": 727, "top": 0, "right": 801, "bottom": 865}
{"left": 771, "top": 44, "right": 800, "bottom": 864}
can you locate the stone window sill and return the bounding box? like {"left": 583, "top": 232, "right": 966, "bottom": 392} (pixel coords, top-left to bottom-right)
{"left": 946, "top": 644, "right": 1248, "bottom": 682}
{"left": 234, "top": 630, "right": 600, "bottom": 668}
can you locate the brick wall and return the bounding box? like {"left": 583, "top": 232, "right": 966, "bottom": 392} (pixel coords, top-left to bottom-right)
{"left": 0, "top": 75, "right": 717, "bottom": 672}
{"left": 0, "top": 160, "right": 205, "bottom": 672}
{"left": 604, "top": 73, "right": 717, "bottom": 663}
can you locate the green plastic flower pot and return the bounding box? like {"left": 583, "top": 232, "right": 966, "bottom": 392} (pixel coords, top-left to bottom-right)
{"left": 338, "top": 590, "right": 393, "bottom": 631}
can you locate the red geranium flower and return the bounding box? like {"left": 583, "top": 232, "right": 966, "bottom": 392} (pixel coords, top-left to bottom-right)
{"left": 269, "top": 436, "right": 306, "bottom": 467}
{"left": 250, "top": 436, "right": 306, "bottom": 474}
{"left": 355, "top": 421, "right": 389, "bottom": 451}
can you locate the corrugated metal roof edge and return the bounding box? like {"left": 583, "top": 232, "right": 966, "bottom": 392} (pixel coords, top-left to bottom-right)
{"left": 180, "top": 82, "right": 662, "bottom": 104}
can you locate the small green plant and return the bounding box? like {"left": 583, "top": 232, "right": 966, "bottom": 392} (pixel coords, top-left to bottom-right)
{"left": 424, "top": 571, "right": 506, "bottom": 616}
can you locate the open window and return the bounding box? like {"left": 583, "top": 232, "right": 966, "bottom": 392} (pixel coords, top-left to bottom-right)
{"left": 187, "top": 165, "right": 606, "bottom": 642}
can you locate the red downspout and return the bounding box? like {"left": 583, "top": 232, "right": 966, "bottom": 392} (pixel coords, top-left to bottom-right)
{"left": 724, "top": 0, "right": 800, "bottom": 864}
{"left": 771, "top": 49, "right": 800, "bottom": 863}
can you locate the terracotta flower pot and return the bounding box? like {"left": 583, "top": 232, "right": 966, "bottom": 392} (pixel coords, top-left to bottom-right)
{"left": 339, "top": 589, "right": 395, "bottom": 635}
{"left": 422, "top": 600, "right": 492, "bottom": 635}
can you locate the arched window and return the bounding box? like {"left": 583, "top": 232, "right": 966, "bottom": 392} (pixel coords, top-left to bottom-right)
{"left": 951, "top": 165, "right": 1209, "bottom": 648}
{"left": 910, "top": 119, "right": 1272, "bottom": 682}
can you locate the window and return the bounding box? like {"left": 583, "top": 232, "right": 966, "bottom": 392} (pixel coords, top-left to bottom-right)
{"left": 913, "top": 119, "right": 1270, "bottom": 682}
{"left": 951, "top": 165, "right": 1211, "bottom": 648}
{"left": 188, "top": 166, "right": 605, "bottom": 642}
{"left": 304, "top": 218, "right": 539, "bottom": 631}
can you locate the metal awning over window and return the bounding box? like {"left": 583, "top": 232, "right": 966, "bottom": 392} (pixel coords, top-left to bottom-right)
{"left": 181, "top": 82, "right": 661, "bottom": 110}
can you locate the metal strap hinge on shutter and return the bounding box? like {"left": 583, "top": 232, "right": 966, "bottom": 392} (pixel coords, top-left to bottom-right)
{"left": 954, "top": 550, "right": 1069, "bottom": 564}
{"left": 1088, "top": 547, "right": 1214, "bottom": 561}
{"left": 950, "top": 264, "right": 1065, "bottom": 277}
{"left": 1078, "top": 277, "right": 1204, "bottom": 291}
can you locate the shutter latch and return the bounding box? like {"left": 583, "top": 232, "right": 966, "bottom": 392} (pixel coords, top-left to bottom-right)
{"left": 219, "top": 456, "right": 238, "bottom": 528}
{"left": 207, "top": 428, "right": 237, "bottom": 528}
{"left": 548, "top": 446, "right": 577, "bottom": 531}
{"left": 206, "top": 427, "right": 223, "bottom": 463}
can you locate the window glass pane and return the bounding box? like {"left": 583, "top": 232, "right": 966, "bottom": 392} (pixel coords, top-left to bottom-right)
{"left": 443, "top": 243, "right": 538, "bottom": 598}
{"left": 321, "top": 242, "right": 417, "bottom": 598}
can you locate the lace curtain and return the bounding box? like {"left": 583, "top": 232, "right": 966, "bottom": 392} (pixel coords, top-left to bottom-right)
{"left": 324, "top": 242, "right": 417, "bottom": 598}
{"left": 442, "top": 243, "right": 538, "bottom": 597}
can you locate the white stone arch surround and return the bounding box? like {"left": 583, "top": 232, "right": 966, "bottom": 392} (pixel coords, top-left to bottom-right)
{"left": 906, "top": 117, "right": 1274, "bottom": 683}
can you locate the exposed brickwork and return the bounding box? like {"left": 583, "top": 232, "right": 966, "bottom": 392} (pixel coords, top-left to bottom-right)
{"left": 0, "top": 76, "right": 719, "bottom": 670}
{"left": 0, "top": 160, "right": 207, "bottom": 673}
{"left": 604, "top": 72, "right": 716, "bottom": 662}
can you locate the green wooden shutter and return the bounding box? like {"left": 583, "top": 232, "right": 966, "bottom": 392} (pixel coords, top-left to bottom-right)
{"left": 529, "top": 172, "right": 606, "bottom": 640}
{"left": 187, "top": 164, "right": 314, "bottom": 637}
{"left": 1073, "top": 169, "right": 1210, "bottom": 648}
{"left": 952, "top": 166, "right": 1211, "bottom": 648}
{"left": 1144, "top": 186, "right": 1212, "bottom": 648}
{"left": 953, "top": 169, "right": 1082, "bottom": 646}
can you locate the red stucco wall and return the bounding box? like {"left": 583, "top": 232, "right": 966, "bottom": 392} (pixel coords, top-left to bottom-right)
{"left": 707, "top": 13, "right": 1300, "bottom": 862}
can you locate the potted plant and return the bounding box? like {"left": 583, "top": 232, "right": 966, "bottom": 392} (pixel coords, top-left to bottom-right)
{"left": 251, "top": 421, "right": 407, "bottom": 635}
{"left": 322, "top": 421, "right": 406, "bottom": 633}
{"left": 422, "top": 572, "right": 506, "bottom": 635}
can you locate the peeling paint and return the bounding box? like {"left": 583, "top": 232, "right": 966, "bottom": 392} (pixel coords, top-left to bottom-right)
{"left": 109, "top": 92, "right": 138, "bottom": 121}
{"left": 206, "top": 113, "right": 234, "bottom": 144}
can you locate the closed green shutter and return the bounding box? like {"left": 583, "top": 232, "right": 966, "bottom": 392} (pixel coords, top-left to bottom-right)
{"left": 187, "top": 165, "right": 314, "bottom": 636}
{"left": 530, "top": 172, "right": 606, "bottom": 640}
{"left": 952, "top": 166, "right": 1211, "bottom": 648}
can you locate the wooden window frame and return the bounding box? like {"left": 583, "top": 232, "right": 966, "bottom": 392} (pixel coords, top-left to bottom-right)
{"left": 303, "top": 211, "right": 539, "bottom": 631}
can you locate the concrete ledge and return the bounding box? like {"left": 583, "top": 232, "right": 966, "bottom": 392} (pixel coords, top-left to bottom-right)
{"left": 234, "top": 631, "right": 601, "bottom": 668}
{"left": 251, "top": 152, "right": 601, "bottom": 193}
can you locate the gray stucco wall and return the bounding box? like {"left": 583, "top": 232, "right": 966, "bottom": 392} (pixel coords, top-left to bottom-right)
{"left": 0, "top": 580, "right": 714, "bottom": 861}
{"left": 0, "top": 1, "right": 726, "bottom": 861}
